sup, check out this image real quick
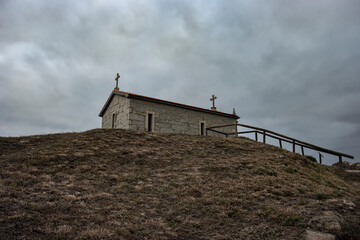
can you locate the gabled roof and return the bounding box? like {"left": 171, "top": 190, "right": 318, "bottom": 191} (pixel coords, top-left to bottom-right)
{"left": 99, "top": 90, "right": 240, "bottom": 119}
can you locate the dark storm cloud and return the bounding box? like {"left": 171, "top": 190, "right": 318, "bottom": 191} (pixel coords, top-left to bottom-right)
{"left": 0, "top": 0, "right": 359, "bottom": 164}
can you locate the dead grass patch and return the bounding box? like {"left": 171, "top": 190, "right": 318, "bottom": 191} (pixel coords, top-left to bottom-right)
{"left": 0, "top": 129, "right": 359, "bottom": 239}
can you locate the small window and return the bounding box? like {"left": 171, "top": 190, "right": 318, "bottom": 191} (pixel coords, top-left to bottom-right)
{"left": 111, "top": 113, "right": 117, "bottom": 129}
{"left": 146, "top": 112, "right": 154, "bottom": 132}
{"left": 199, "top": 121, "right": 206, "bottom": 136}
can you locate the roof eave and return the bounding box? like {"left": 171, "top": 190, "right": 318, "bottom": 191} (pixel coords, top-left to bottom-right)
{"left": 128, "top": 93, "right": 240, "bottom": 119}
{"left": 99, "top": 90, "right": 240, "bottom": 119}
{"left": 98, "top": 94, "right": 113, "bottom": 117}
{"left": 98, "top": 90, "right": 130, "bottom": 117}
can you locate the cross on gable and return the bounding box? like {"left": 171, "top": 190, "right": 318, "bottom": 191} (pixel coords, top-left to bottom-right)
{"left": 114, "top": 73, "right": 120, "bottom": 90}
{"left": 210, "top": 94, "right": 217, "bottom": 110}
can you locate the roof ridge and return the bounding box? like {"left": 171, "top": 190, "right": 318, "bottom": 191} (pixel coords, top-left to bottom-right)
{"left": 99, "top": 90, "right": 239, "bottom": 119}
{"left": 113, "top": 90, "right": 239, "bottom": 118}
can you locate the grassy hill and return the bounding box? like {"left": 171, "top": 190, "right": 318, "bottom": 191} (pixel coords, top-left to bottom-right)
{"left": 0, "top": 129, "right": 359, "bottom": 239}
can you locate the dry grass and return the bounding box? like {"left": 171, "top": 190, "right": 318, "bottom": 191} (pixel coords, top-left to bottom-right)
{"left": 0, "top": 129, "right": 359, "bottom": 239}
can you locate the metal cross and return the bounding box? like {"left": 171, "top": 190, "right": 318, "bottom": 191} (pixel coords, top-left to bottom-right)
{"left": 210, "top": 94, "right": 217, "bottom": 109}
{"left": 114, "top": 73, "right": 120, "bottom": 90}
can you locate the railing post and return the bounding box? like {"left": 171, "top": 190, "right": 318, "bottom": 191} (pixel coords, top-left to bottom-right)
{"left": 301, "top": 146, "right": 304, "bottom": 156}
{"left": 279, "top": 139, "right": 282, "bottom": 149}
{"left": 292, "top": 140, "right": 296, "bottom": 153}
{"left": 339, "top": 155, "right": 343, "bottom": 164}
{"left": 318, "top": 152, "right": 322, "bottom": 164}
{"left": 263, "top": 131, "right": 266, "bottom": 143}
{"left": 255, "top": 132, "right": 258, "bottom": 142}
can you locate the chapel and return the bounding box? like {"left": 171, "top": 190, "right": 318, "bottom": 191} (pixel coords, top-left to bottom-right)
{"left": 98, "top": 74, "right": 239, "bottom": 137}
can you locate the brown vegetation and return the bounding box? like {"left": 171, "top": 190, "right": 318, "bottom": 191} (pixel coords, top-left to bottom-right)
{"left": 0, "top": 129, "right": 359, "bottom": 239}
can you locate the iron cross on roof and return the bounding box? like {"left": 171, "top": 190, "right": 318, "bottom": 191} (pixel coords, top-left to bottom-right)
{"left": 114, "top": 73, "right": 120, "bottom": 90}
{"left": 210, "top": 94, "right": 217, "bottom": 111}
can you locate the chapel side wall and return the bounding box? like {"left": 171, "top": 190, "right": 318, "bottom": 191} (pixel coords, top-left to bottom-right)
{"left": 128, "top": 98, "right": 237, "bottom": 137}
{"left": 101, "top": 95, "right": 130, "bottom": 129}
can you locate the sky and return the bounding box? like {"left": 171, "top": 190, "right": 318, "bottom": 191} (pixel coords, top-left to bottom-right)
{"left": 0, "top": 0, "right": 359, "bottom": 165}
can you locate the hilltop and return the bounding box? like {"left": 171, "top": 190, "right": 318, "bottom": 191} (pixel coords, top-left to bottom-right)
{"left": 0, "top": 129, "right": 359, "bottom": 239}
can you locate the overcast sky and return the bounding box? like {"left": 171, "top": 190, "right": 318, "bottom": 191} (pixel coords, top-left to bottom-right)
{"left": 1, "top": 0, "right": 359, "bottom": 164}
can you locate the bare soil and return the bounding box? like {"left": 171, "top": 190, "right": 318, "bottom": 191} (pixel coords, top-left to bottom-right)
{"left": 0, "top": 129, "right": 359, "bottom": 239}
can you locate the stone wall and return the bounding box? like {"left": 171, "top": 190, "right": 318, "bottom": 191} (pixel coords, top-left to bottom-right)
{"left": 101, "top": 95, "right": 130, "bottom": 129}
{"left": 128, "top": 98, "right": 237, "bottom": 137}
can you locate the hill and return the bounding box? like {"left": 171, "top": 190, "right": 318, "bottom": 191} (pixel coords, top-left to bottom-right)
{"left": 0, "top": 129, "right": 359, "bottom": 239}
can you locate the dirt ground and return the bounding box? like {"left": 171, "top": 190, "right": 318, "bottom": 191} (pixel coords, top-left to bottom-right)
{"left": 0, "top": 129, "right": 359, "bottom": 239}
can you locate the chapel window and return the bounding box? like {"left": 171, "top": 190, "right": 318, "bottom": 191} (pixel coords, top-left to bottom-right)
{"left": 147, "top": 113, "right": 154, "bottom": 132}
{"left": 200, "top": 121, "right": 206, "bottom": 136}
{"left": 111, "top": 113, "right": 117, "bottom": 129}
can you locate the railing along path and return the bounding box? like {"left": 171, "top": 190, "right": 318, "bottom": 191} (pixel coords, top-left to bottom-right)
{"left": 206, "top": 123, "right": 354, "bottom": 164}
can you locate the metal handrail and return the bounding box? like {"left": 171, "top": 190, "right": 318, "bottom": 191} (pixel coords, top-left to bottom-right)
{"left": 206, "top": 123, "right": 354, "bottom": 164}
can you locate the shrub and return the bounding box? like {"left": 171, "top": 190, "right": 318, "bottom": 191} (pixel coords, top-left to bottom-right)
{"left": 315, "top": 193, "right": 330, "bottom": 201}
{"left": 254, "top": 168, "right": 278, "bottom": 177}
{"left": 337, "top": 221, "right": 360, "bottom": 240}
{"left": 306, "top": 155, "right": 317, "bottom": 163}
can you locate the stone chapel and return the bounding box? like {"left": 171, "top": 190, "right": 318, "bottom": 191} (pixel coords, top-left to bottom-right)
{"left": 98, "top": 74, "right": 239, "bottom": 137}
